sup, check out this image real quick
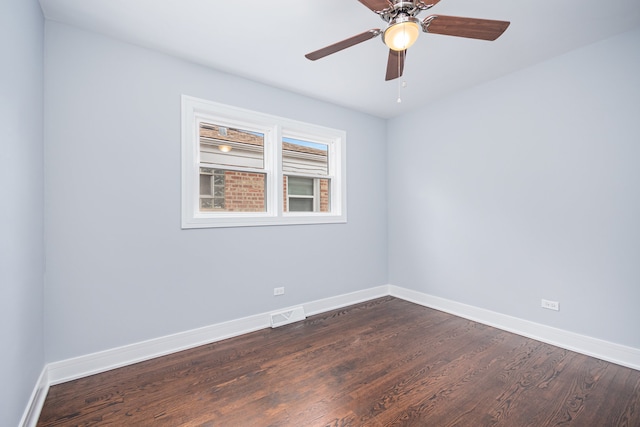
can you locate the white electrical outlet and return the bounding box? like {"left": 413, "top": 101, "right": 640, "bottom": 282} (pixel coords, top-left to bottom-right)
{"left": 541, "top": 299, "right": 560, "bottom": 311}
{"left": 274, "top": 287, "right": 285, "bottom": 296}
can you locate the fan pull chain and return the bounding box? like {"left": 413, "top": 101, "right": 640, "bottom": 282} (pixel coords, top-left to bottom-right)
{"left": 397, "top": 51, "right": 406, "bottom": 103}
{"left": 397, "top": 79, "right": 407, "bottom": 103}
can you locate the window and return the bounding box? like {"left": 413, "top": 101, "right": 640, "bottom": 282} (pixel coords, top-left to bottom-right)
{"left": 283, "top": 137, "right": 330, "bottom": 213}
{"left": 198, "top": 123, "right": 267, "bottom": 213}
{"left": 182, "top": 96, "right": 346, "bottom": 228}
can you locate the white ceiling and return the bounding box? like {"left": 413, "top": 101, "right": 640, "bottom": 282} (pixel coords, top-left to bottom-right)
{"left": 39, "top": 0, "right": 640, "bottom": 118}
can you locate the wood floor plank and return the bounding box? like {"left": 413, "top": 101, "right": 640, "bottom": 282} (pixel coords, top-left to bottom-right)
{"left": 37, "top": 297, "right": 640, "bottom": 426}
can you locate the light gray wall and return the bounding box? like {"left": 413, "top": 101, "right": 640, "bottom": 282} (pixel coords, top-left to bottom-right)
{"left": 0, "top": 0, "right": 45, "bottom": 424}
{"left": 388, "top": 27, "right": 640, "bottom": 348}
{"left": 43, "top": 22, "right": 388, "bottom": 362}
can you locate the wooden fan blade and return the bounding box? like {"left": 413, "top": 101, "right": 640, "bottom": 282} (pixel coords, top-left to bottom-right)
{"left": 305, "top": 29, "right": 381, "bottom": 61}
{"left": 385, "top": 49, "right": 406, "bottom": 81}
{"left": 423, "top": 15, "right": 510, "bottom": 41}
{"left": 357, "top": 0, "right": 392, "bottom": 13}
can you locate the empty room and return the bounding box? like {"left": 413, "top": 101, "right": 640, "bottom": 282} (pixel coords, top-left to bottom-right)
{"left": 3, "top": 0, "right": 640, "bottom": 426}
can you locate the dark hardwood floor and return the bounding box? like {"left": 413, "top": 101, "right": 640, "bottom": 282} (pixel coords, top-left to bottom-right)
{"left": 37, "top": 297, "right": 640, "bottom": 426}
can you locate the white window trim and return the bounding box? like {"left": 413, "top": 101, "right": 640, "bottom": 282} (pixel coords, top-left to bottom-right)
{"left": 181, "top": 95, "right": 347, "bottom": 229}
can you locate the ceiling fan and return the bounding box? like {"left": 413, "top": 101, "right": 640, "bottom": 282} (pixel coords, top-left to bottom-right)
{"left": 305, "top": 0, "right": 510, "bottom": 81}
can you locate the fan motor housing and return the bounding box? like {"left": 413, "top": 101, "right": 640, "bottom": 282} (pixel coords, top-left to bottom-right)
{"left": 380, "top": 1, "right": 423, "bottom": 24}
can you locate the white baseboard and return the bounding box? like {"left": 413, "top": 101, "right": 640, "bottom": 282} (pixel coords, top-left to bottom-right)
{"left": 19, "top": 366, "right": 49, "bottom": 427}
{"left": 23, "top": 283, "right": 639, "bottom": 426}
{"left": 47, "top": 312, "right": 268, "bottom": 386}
{"left": 303, "top": 285, "right": 389, "bottom": 316}
{"left": 389, "top": 285, "right": 640, "bottom": 371}
{"left": 47, "top": 285, "right": 390, "bottom": 386}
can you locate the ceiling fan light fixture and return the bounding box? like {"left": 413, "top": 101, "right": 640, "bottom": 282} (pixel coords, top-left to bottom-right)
{"left": 383, "top": 16, "right": 420, "bottom": 51}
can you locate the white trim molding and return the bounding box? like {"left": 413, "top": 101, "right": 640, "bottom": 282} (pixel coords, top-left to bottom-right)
{"left": 388, "top": 285, "right": 640, "bottom": 371}
{"left": 47, "top": 285, "right": 390, "bottom": 386}
{"left": 21, "top": 284, "right": 639, "bottom": 426}
{"left": 303, "top": 285, "right": 390, "bottom": 317}
{"left": 19, "top": 366, "right": 49, "bottom": 427}
{"left": 47, "top": 312, "right": 268, "bottom": 386}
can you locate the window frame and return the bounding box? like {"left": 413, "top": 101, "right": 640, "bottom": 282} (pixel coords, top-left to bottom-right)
{"left": 181, "top": 95, "right": 347, "bottom": 228}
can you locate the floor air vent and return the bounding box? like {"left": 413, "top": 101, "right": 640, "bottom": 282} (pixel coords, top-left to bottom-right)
{"left": 270, "top": 306, "right": 306, "bottom": 328}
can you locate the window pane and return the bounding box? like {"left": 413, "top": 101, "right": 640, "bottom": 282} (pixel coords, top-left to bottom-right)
{"left": 199, "top": 175, "right": 211, "bottom": 196}
{"left": 200, "top": 122, "right": 264, "bottom": 169}
{"left": 289, "top": 198, "right": 314, "bottom": 212}
{"left": 287, "top": 176, "right": 313, "bottom": 196}
{"left": 199, "top": 168, "right": 266, "bottom": 213}
{"left": 282, "top": 138, "right": 328, "bottom": 176}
